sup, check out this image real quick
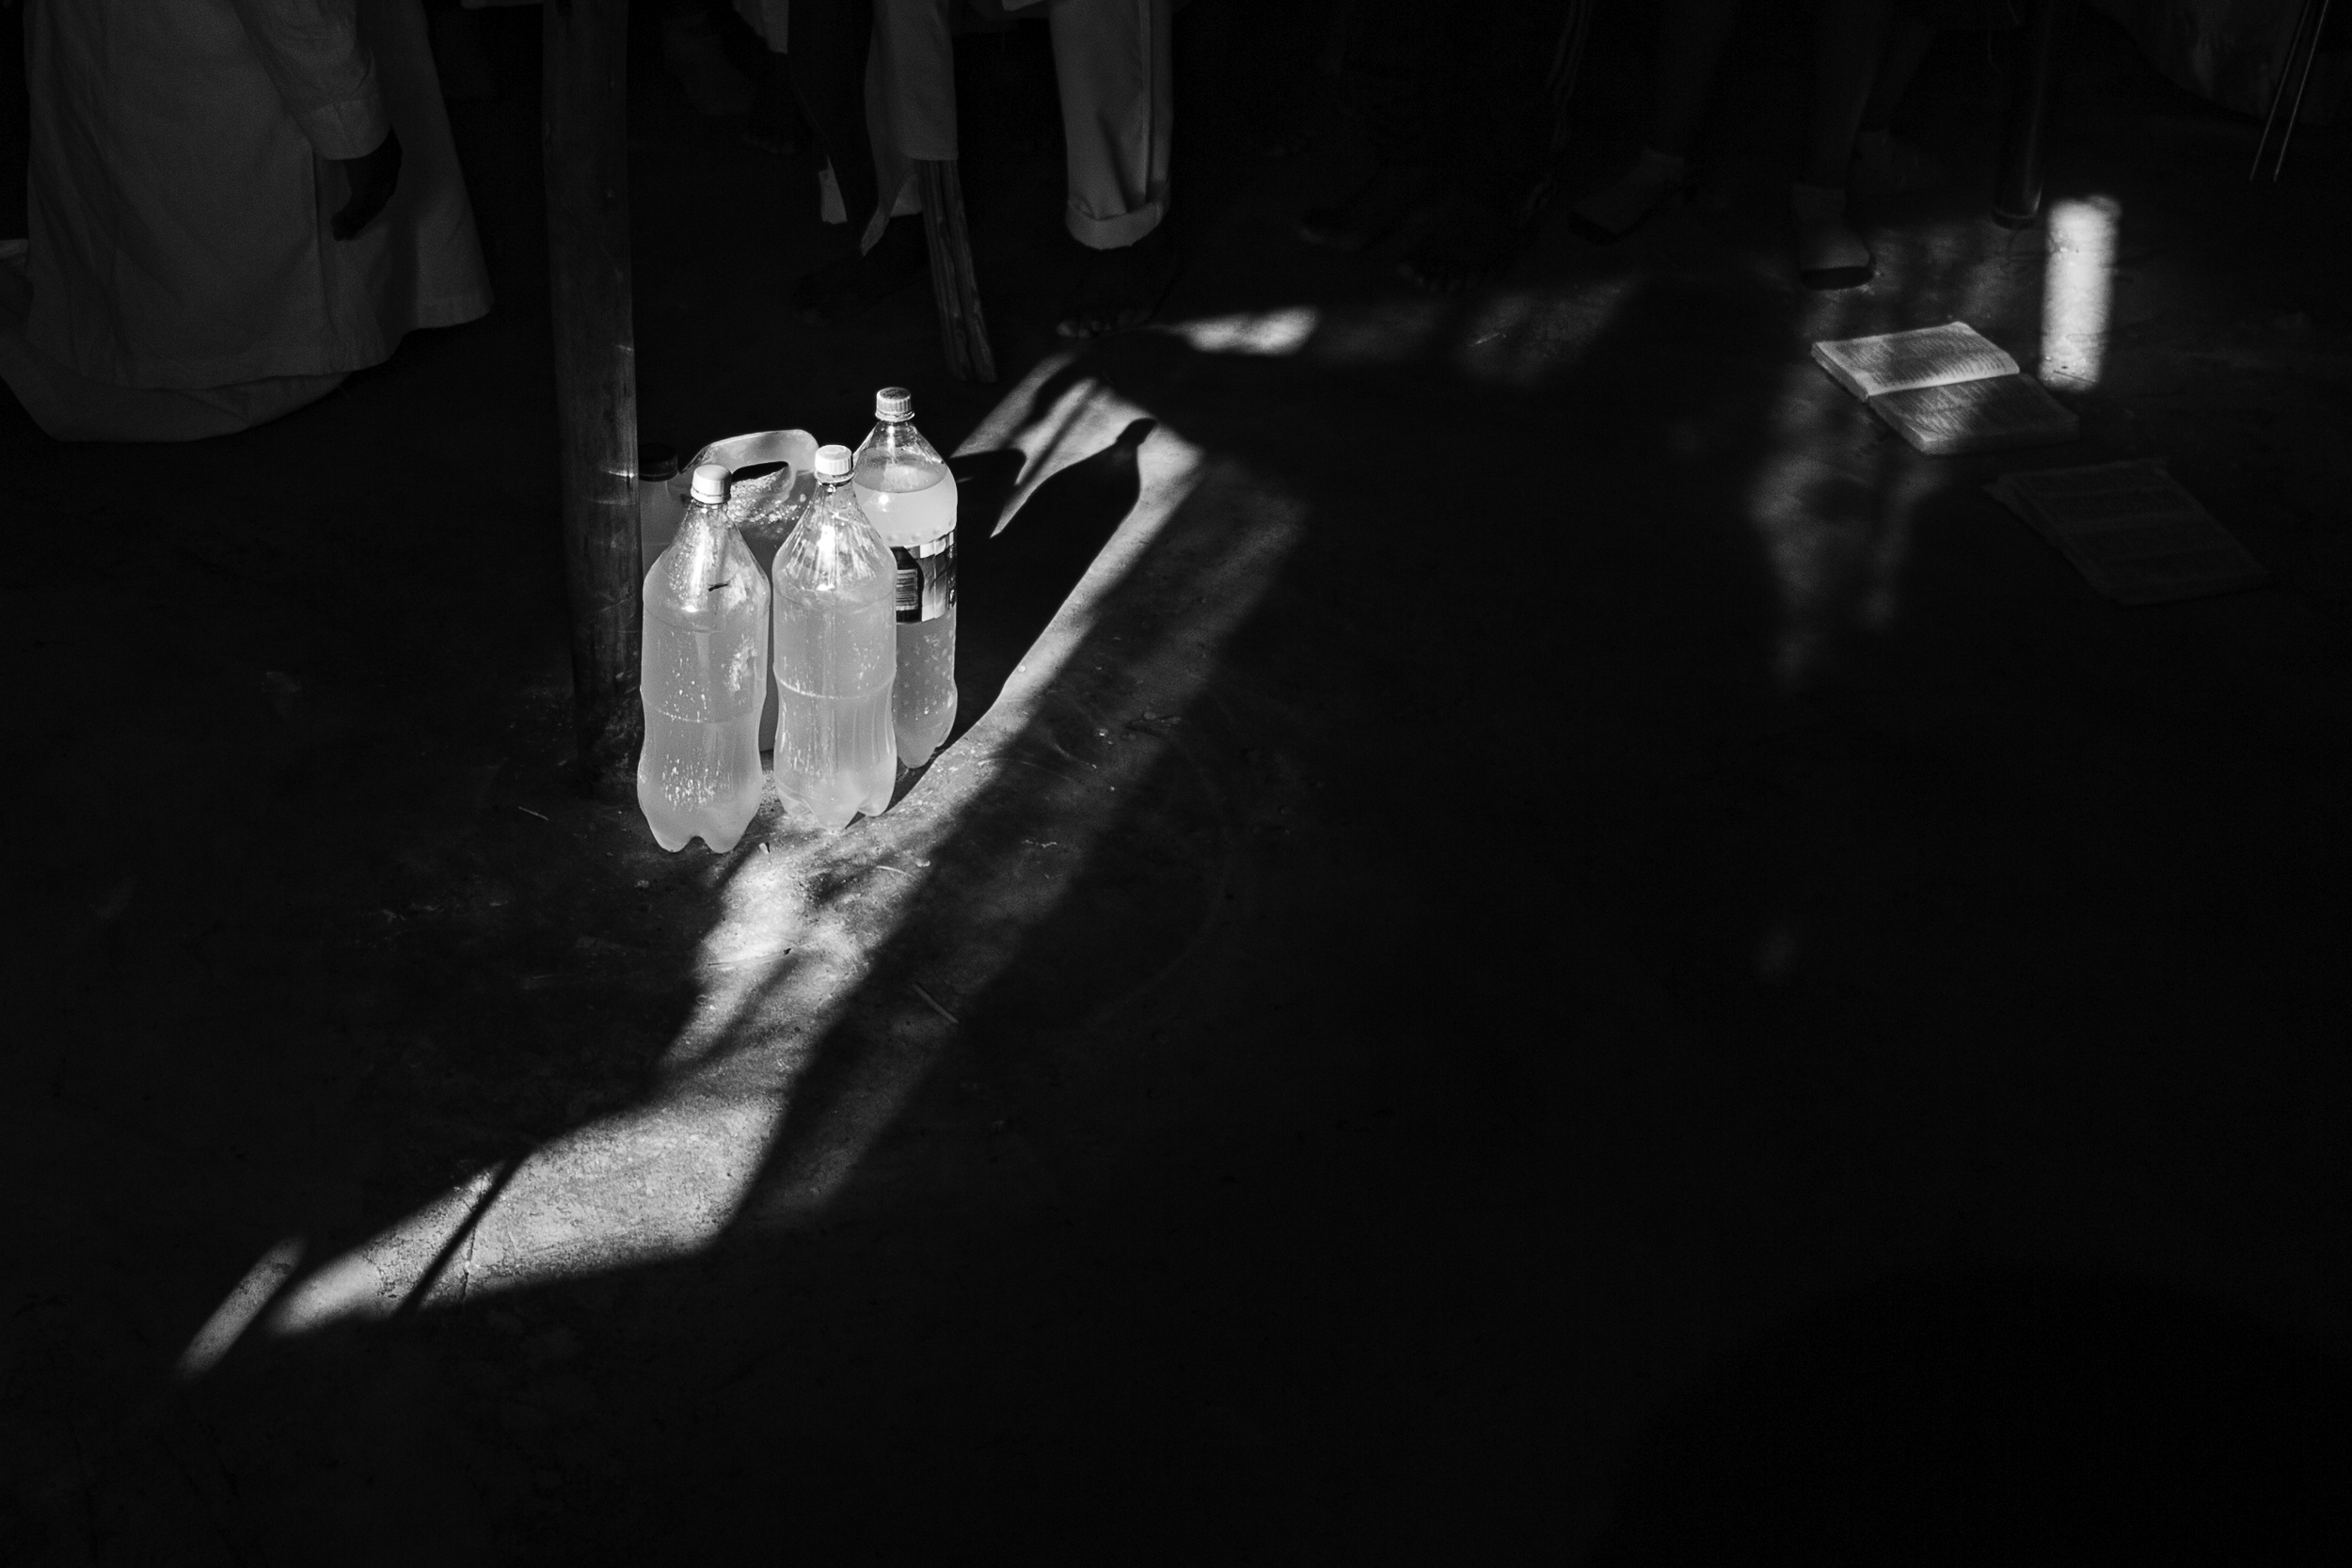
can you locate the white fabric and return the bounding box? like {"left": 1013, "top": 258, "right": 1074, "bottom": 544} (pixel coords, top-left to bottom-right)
{"left": 869, "top": 0, "right": 1171, "bottom": 248}
{"left": 15, "top": 0, "right": 491, "bottom": 429}
{"left": 0, "top": 249, "right": 349, "bottom": 441}
{"left": 1050, "top": 0, "right": 1171, "bottom": 247}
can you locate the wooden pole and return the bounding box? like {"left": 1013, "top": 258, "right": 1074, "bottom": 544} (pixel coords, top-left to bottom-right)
{"left": 917, "top": 160, "right": 997, "bottom": 385}
{"left": 544, "top": 0, "right": 643, "bottom": 793}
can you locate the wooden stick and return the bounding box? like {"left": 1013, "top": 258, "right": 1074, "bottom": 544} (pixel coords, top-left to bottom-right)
{"left": 2272, "top": 0, "right": 2334, "bottom": 180}
{"left": 917, "top": 160, "right": 997, "bottom": 385}
{"left": 918, "top": 163, "right": 973, "bottom": 383}
{"left": 543, "top": 0, "right": 643, "bottom": 794}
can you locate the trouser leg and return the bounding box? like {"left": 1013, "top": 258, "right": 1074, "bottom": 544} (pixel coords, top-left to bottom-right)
{"left": 874, "top": 0, "right": 959, "bottom": 161}
{"left": 787, "top": 0, "right": 880, "bottom": 233}
{"left": 1340, "top": 0, "right": 1444, "bottom": 166}
{"left": 1443, "top": 0, "right": 1587, "bottom": 221}
{"left": 1048, "top": 0, "right": 1174, "bottom": 250}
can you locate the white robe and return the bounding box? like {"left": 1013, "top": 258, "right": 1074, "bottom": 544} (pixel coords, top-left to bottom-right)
{"left": 2, "top": 0, "right": 492, "bottom": 440}
{"left": 865, "top": 0, "right": 1172, "bottom": 250}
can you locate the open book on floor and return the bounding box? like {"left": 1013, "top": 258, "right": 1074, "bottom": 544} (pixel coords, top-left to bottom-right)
{"left": 1986, "top": 460, "right": 2268, "bottom": 605}
{"left": 1812, "top": 322, "right": 2079, "bottom": 456}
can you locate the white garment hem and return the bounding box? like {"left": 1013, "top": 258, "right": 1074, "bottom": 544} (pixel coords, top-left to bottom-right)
{"left": 1068, "top": 198, "right": 1165, "bottom": 251}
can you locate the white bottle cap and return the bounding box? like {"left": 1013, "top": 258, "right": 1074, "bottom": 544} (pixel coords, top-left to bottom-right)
{"left": 690, "top": 463, "right": 730, "bottom": 504}
{"left": 874, "top": 387, "right": 914, "bottom": 421}
{"left": 815, "top": 443, "right": 854, "bottom": 481}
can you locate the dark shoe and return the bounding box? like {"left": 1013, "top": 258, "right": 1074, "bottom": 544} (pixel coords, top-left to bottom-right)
{"left": 1056, "top": 226, "right": 1181, "bottom": 340}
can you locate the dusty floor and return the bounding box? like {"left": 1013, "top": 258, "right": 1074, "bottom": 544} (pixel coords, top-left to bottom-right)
{"left": 4, "top": 5, "right": 2349, "bottom": 1563}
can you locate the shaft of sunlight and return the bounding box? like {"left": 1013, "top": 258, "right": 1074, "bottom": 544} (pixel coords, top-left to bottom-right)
{"left": 177, "top": 1236, "right": 304, "bottom": 1379}
{"left": 2041, "top": 196, "right": 2120, "bottom": 392}
{"left": 1164, "top": 307, "right": 1320, "bottom": 356}
{"left": 257, "top": 355, "right": 1298, "bottom": 1345}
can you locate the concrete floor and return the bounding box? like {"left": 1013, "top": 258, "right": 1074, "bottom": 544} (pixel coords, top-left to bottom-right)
{"left": 4, "top": 6, "right": 2348, "bottom": 1563}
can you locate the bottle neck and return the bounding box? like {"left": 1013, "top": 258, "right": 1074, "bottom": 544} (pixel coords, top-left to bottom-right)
{"left": 677, "top": 498, "right": 736, "bottom": 536}
{"left": 860, "top": 418, "right": 930, "bottom": 461}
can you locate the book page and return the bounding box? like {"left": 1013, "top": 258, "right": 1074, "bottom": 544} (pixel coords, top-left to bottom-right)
{"left": 1867, "top": 375, "right": 2080, "bottom": 456}
{"left": 1988, "top": 461, "right": 2268, "bottom": 605}
{"left": 1812, "top": 322, "right": 2022, "bottom": 400}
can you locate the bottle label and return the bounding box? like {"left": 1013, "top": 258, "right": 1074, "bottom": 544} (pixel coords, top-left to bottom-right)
{"left": 893, "top": 533, "right": 956, "bottom": 624}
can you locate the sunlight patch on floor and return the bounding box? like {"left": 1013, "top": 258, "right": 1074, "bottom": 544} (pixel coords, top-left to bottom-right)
{"left": 2041, "top": 196, "right": 2121, "bottom": 392}
{"left": 1163, "top": 307, "right": 1321, "bottom": 356}
{"left": 177, "top": 1236, "right": 304, "bottom": 1377}
{"left": 1453, "top": 278, "right": 1638, "bottom": 386}
{"left": 254, "top": 355, "right": 1300, "bottom": 1344}
{"left": 1745, "top": 223, "right": 2040, "bottom": 680}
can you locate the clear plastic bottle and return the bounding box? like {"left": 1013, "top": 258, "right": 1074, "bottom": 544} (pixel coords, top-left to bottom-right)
{"left": 638, "top": 463, "right": 771, "bottom": 853}
{"left": 852, "top": 387, "right": 959, "bottom": 767}
{"left": 772, "top": 444, "right": 898, "bottom": 830}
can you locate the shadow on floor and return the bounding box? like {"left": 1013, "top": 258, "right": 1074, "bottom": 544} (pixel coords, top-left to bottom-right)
{"left": 8, "top": 7, "right": 2349, "bottom": 1566}
{"left": 1591, "top": 1264, "right": 2352, "bottom": 1564}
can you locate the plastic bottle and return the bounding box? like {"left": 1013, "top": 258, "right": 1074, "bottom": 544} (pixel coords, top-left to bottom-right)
{"left": 852, "top": 387, "right": 959, "bottom": 767}
{"left": 638, "top": 463, "right": 771, "bottom": 853}
{"left": 771, "top": 444, "right": 898, "bottom": 830}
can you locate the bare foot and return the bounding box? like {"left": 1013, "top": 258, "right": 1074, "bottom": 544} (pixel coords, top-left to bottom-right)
{"left": 1057, "top": 228, "right": 1180, "bottom": 340}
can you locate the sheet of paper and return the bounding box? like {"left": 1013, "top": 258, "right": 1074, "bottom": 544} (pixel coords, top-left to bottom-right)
{"left": 1867, "top": 373, "right": 2080, "bottom": 456}
{"left": 1812, "top": 321, "right": 2022, "bottom": 400}
{"left": 1986, "top": 461, "right": 2268, "bottom": 605}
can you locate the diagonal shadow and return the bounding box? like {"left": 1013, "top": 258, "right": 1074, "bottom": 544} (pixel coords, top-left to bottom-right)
{"left": 949, "top": 417, "right": 1156, "bottom": 745}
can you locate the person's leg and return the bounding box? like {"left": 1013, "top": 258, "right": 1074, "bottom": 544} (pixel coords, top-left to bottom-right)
{"left": 1051, "top": 0, "right": 1171, "bottom": 251}
{"left": 422, "top": 0, "right": 496, "bottom": 103}
{"left": 1398, "top": 0, "right": 1587, "bottom": 292}
{"left": 1850, "top": 10, "right": 1945, "bottom": 194}
{"left": 874, "top": 0, "right": 960, "bottom": 164}
{"left": 1790, "top": 0, "right": 1890, "bottom": 287}
{"left": 1649, "top": 0, "right": 1747, "bottom": 156}
{"left": 1801, "top": 0, "right": 1891, "bottom": 186}
{"left": 787, "top": 0, "right": 940, "bottom": 321}
{"left": 1234, "top": 0, "right": 1329, "bottom": 158}
{"left": 1567, "top": 0, "right": 1742, "bottom": 243}
{"left": 787, "top": 0, "right": 881, "bottom": 236}
{"left": 664, "top": 0, "right": 756, "bottom": 117}
{"left": 1051, "top": 0, "right": 1179, "bottom": 339}
{"left": 1297, "top": 0, "right": 1445, "bottom": 251}
{"left": 1862, "top": 9, "right": 1939, "bottom": 132}
{"left": 744, "top": 24, "right": 813, "bottom": 156}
